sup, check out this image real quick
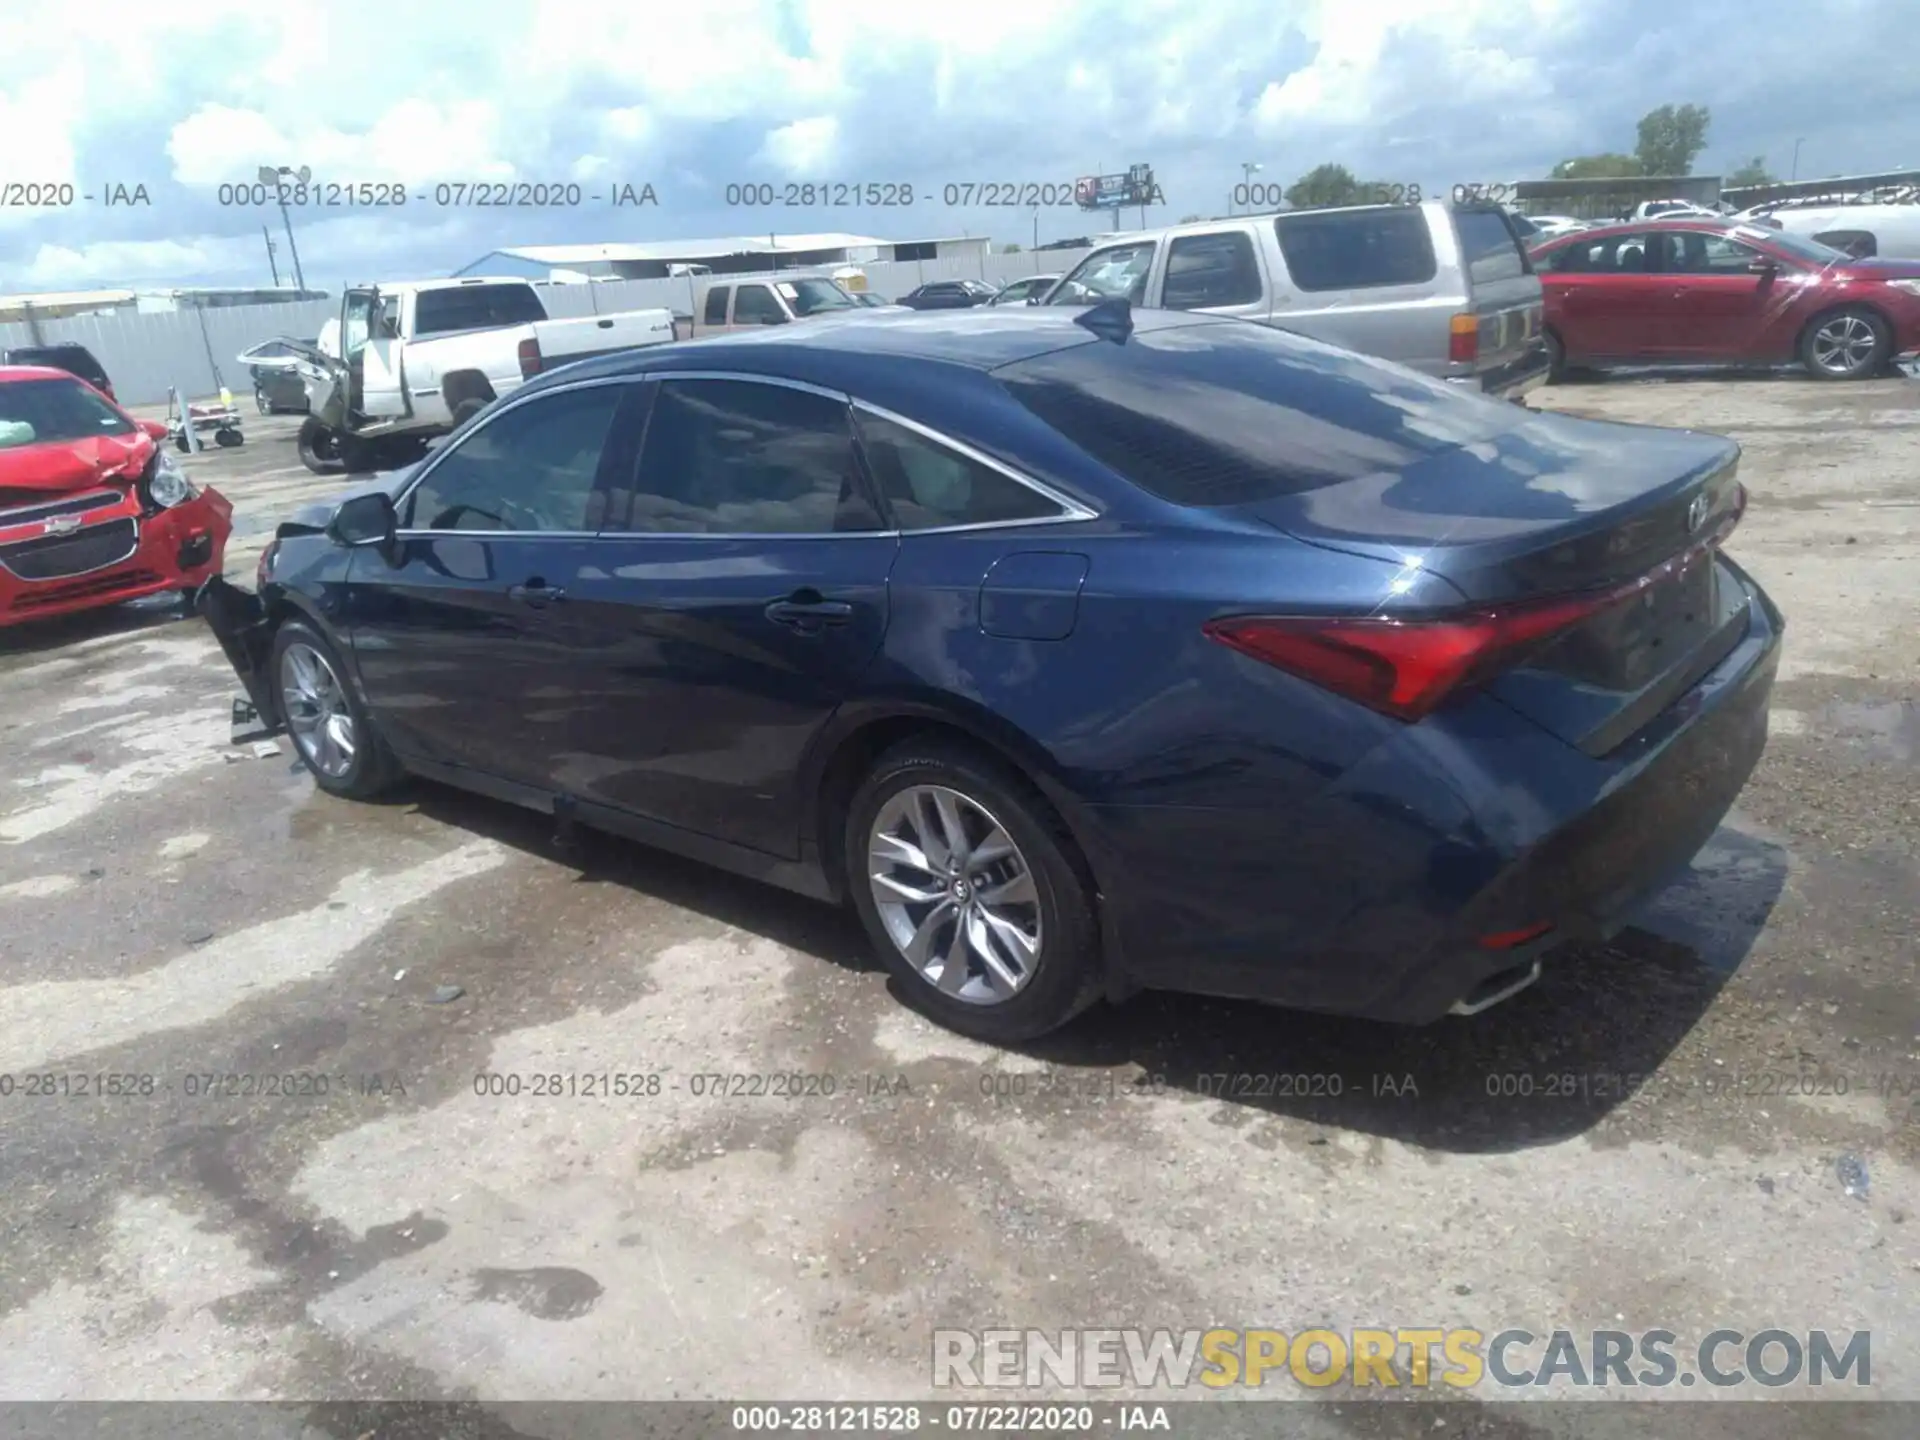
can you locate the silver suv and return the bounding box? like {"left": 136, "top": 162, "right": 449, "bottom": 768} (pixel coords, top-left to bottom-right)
{"left": 1039, "top": 201, "right": 1549, "bottom": 400}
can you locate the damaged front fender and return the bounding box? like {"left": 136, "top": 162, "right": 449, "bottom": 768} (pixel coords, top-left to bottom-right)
{"left": 195, "top": 575, "right": 283, "bottom": 743}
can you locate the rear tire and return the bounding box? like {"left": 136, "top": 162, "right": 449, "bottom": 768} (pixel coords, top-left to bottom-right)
{"left": 1801, "top": 306, "right": 1891, "bottom": 380}
{"left": 214, "top": 427, "right": 243, "bottom": 448}
{"left": 268, "top": 619, "right": 402, "bottom": 800}
{"left": 845, "top": 740, "right": 1102, "bottom": 1043}
{"left": 1545, "top": 329, "right": 1567, "bottom": 383}
{"left": 297, "top": 417, "right": 345, "bottom": 474}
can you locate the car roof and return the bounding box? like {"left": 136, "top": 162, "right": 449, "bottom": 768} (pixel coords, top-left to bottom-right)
{"left": 1539, "top": 217, "right": 1742, "bottom": 242}
{"left": 531, "top": 307, "right": 1224, "bottom": 391}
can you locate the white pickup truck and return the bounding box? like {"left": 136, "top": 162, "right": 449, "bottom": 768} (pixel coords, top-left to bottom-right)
{"left": 295, "top": 277, "right": 675, "bottom": 473}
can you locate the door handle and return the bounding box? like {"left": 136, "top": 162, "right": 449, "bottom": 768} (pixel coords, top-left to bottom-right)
{"left": 508, "top": 580, "right": 567, "bottom": 606}
{"left": 765, "top": 596, "right": 854, "bottom": 630}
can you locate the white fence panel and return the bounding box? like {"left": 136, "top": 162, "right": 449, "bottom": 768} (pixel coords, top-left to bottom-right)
{"left": 0, "top": 299, "right": 334, "bottom": 407}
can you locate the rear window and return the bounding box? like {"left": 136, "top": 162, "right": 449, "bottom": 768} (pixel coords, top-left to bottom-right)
{"left": 412, "top": 284, "right": 547, "bottom": 337}
{"left": 0, "top": 377, "right": 134, "bottom": 447}
{"left": 1273, "top": 209, "right": 1437, "bottom": 292}
{"left": 996, "top": 319, "right": 1521, "bottom": 507}
{"left": 1452, "top": 209, "right": 1531, "bottom": 284}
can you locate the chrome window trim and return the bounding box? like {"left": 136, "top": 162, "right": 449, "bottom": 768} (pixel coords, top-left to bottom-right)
{"left": 391, "top": 370, "right": 1099, "bottom": 542}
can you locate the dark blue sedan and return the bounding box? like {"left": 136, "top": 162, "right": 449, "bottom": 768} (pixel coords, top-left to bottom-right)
{"left": 199, "top": 303, "right": 1782, "bottom": 1043}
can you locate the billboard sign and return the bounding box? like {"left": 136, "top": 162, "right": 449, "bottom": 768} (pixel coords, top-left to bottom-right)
{"left": 1074, "top": 164, "right": 1164, "bottom": 211}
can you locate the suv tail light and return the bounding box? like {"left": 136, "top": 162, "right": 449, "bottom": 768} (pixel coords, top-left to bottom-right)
{"left": 1448, "top": 313, "right": 1479, "bottom": 364}
{"left": 518, "top": 338, "right": 542, "bottom": 378}
{"left": 1204, "top": 486, "right": 1747, "bottom": 722}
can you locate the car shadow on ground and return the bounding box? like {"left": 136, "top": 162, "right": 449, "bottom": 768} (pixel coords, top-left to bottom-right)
{"left": 400, "top": 779, "right": 1787, "bottom": 1155}
{"left": 0, "top": 593, "right": 194, "bottom": 660}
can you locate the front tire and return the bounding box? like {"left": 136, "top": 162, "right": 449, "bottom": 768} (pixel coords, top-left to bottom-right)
{"left": 297, "top": 417, "right": 345, "bottom": 474}
{"left": 846, "top": 741, "right": 1102, "bottom": 1043}
{"left": 269, "top": 619, "right": 402, "bottom": 800}
{"left": 1801, "top": 306, "right": 1891, "bottom": 380}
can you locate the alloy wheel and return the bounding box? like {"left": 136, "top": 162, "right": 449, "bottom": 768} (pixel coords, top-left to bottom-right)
{"left": 279, "top": 641, "right": 356, "bottom": 778}
{"left": 867, "top": 784, "right": 1042, "bottom": 1005}
{"left": 1810, "top": 314, "right": 1878, "bottom": 376}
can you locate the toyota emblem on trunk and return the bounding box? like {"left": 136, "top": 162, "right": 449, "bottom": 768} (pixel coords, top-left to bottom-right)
{"left": 42, "top": 514, "right": 83, "bottom": 536}
{"left": 1687, "top": 494, "right": 1710, "bottom": 533}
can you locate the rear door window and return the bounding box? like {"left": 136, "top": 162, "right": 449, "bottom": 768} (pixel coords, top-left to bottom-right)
{"left": 1272, "top": 209, "right": 1437, "bottom": 291}
{"left": 1451, "top": 209, "right": 1531, "bottom": 284}
{"left": 1161, "top": 231, "right": 1264, "bottom": 309}
{"left": 1544, "top": 232, "right": 1656, "bottom": 274}
{"left": 702, "top": 286, "right": 731, "bottom": 324}
{"left": 854, "top": 411, "right": 1066, "bottom": 530}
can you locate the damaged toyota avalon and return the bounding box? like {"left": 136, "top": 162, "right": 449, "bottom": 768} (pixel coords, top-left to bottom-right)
{"left": 197, "top": 304, "right": 1782, "bottom": 1045}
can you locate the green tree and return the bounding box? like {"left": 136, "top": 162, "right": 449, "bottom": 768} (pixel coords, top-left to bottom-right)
{"left": 1725, "top": 155, "right": 1775, "bottom": 186}
{"left": 1552, "top": 153, "right": 1643, "bottom": 180}
{"left": 1000, "top": 242, "right": 1022, "bottom": 253}
{"left": 1285, "top": 163, "right": 1364, "bottom": 209}
{"left": 1634, "top": 103, "right": 1712, "bottom": 175}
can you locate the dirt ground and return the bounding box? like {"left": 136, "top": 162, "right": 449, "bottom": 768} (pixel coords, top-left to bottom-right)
{"left": 0, "top": 376, "right": 1914, "bottom": 1435}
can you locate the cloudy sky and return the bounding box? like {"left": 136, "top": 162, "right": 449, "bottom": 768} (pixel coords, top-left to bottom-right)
{"left": 1, "top": 0, "right": 1913, "bottom": 295}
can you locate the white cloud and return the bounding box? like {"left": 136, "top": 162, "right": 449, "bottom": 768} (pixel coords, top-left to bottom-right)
{"left": 758, "top": 116, "right": 841, "bottom": 174}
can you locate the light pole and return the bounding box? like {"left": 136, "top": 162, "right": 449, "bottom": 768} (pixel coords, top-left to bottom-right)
{"left": 1239, "top": 161, "right": 1262, "bottom": 215}
{"left": 259, "top": 165, "right": 310, "bottom": 292}
{"left": 1790, "top": 138, "right": 1805, "bottom": 182}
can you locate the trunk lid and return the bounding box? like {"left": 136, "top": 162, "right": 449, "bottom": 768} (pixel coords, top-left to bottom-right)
{"left": 1239, "top": 411, "right": 1751, "bottom": 754}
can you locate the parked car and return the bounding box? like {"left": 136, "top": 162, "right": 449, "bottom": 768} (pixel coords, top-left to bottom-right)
{"left": 1524, "top": 215, "right": 1591, "bottom": 239}
{"left": 1630, "top": 200, "right": 1720, "bottom": 221}
{"left": 2, "top": 343, "right": 116, "bottom": 402}
{"left": 238, "top": 337, "right": 321, "bottom": 414}
{"left": 1038, "top": 201, "right": 1549, "bottom": 400}
{"left": 0, "top": 365, "right": 232, "bottom": 626}
{"left": 293, "top": 278, "right": 677, "bottom": 475}
{"left": 691, "top": 275, "right": 863, "bottom": 336}
{"left": 987, "top": 274, "right": 1061, "bottom": 306}
{"left": 1531, "top": 219, "right": 1920, "bottom": 380}
{"left": 897, "top": 279, "right": 1000, "bottom": 310}
{"left": 198, "top": 307, "right": 1779, "bottom": 1044}
{"left": 1737, "top": 199, "right": 1920, "bottom": 261}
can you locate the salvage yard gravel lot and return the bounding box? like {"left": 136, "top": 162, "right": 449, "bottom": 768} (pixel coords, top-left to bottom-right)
{"left": 0, "top": 380, "right": 1915, "bottom": 1428}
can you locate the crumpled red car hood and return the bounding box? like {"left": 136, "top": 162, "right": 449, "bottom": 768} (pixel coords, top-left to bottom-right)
{"left": 0, "top": 431, "right": 152, "bottom": 502}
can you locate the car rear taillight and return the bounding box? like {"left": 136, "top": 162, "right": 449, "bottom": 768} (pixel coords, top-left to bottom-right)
{"left": 1448, "top": 313, "right": 1479, "bottom": 365}
{"left": 1205, "top": 483, "right": 1748, "bottom": 722}
{"left": 518, "top": 337, "right": 542, "bottom": 378}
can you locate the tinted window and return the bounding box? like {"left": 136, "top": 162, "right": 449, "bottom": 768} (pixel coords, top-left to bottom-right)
{"left": 702, "top": 286, "right": 731, "bottom": 324}
{"left": 1273, "top": 209, "right": 1437, "bottom": 291}
{"left": 1452, "top": 209, "right": 1529, "bottom": 284}
{"left": 0, "top": 377, "right": 133, "bottom": 447}
{"left": 1162, "top": 232, "right": 1263, "bottom": 308}
{"left": 626, "top": 379, "right": 876, "bottom": 535}
{"left": 412, "top": 283, "right": 546, "bottom": 337}
{"left": 401, "top": 383, "right": 625, "bottom": 531}
{"left": 854, "top": 412, "right": 1063, "bottom": 530}
{"left": 998, "top": 319, "right": 1521, "bottom": 506}
{"left": 733, "top": 285, "right": 786, "bottom": 325}
{"left": 1545, "top": 232, "right": 1654, "bottom": 274}
{"left": 1665, "top": 231, "right": 1764, "bottom": 274}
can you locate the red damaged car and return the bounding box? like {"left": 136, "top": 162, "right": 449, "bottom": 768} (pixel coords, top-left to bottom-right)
{"left": 0, "top": 366, "right": 232, "bottom": 627}
{"left": 1532, "top": 220, "right": 1920, "bottom": 381}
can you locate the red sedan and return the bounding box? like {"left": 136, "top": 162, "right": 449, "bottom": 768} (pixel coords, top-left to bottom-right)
{"left": 0, "top": 366, "right": 232, "bottom": 627}
{"left": 1530, "top": 220, "right": 1920, "bottom": 381}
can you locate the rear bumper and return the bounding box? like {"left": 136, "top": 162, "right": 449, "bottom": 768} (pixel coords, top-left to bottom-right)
{"left": 1088, "top": 561, "right": 1783, "bottom": 1022}
{"left": 1454, "top": 342, "right": 1552, "bottom": 402}
{"left": 0, "top": 488, "right": 232, "bottom": 627}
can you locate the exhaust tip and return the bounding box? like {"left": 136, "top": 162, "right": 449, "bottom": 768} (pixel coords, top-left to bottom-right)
{"left": 1449, "top": 960, "right": 1543, "bottom": 1017}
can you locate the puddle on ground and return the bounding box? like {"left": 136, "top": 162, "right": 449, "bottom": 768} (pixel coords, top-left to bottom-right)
{"left": 1628, "top": 827, "right": 1790, "bottom": 975}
